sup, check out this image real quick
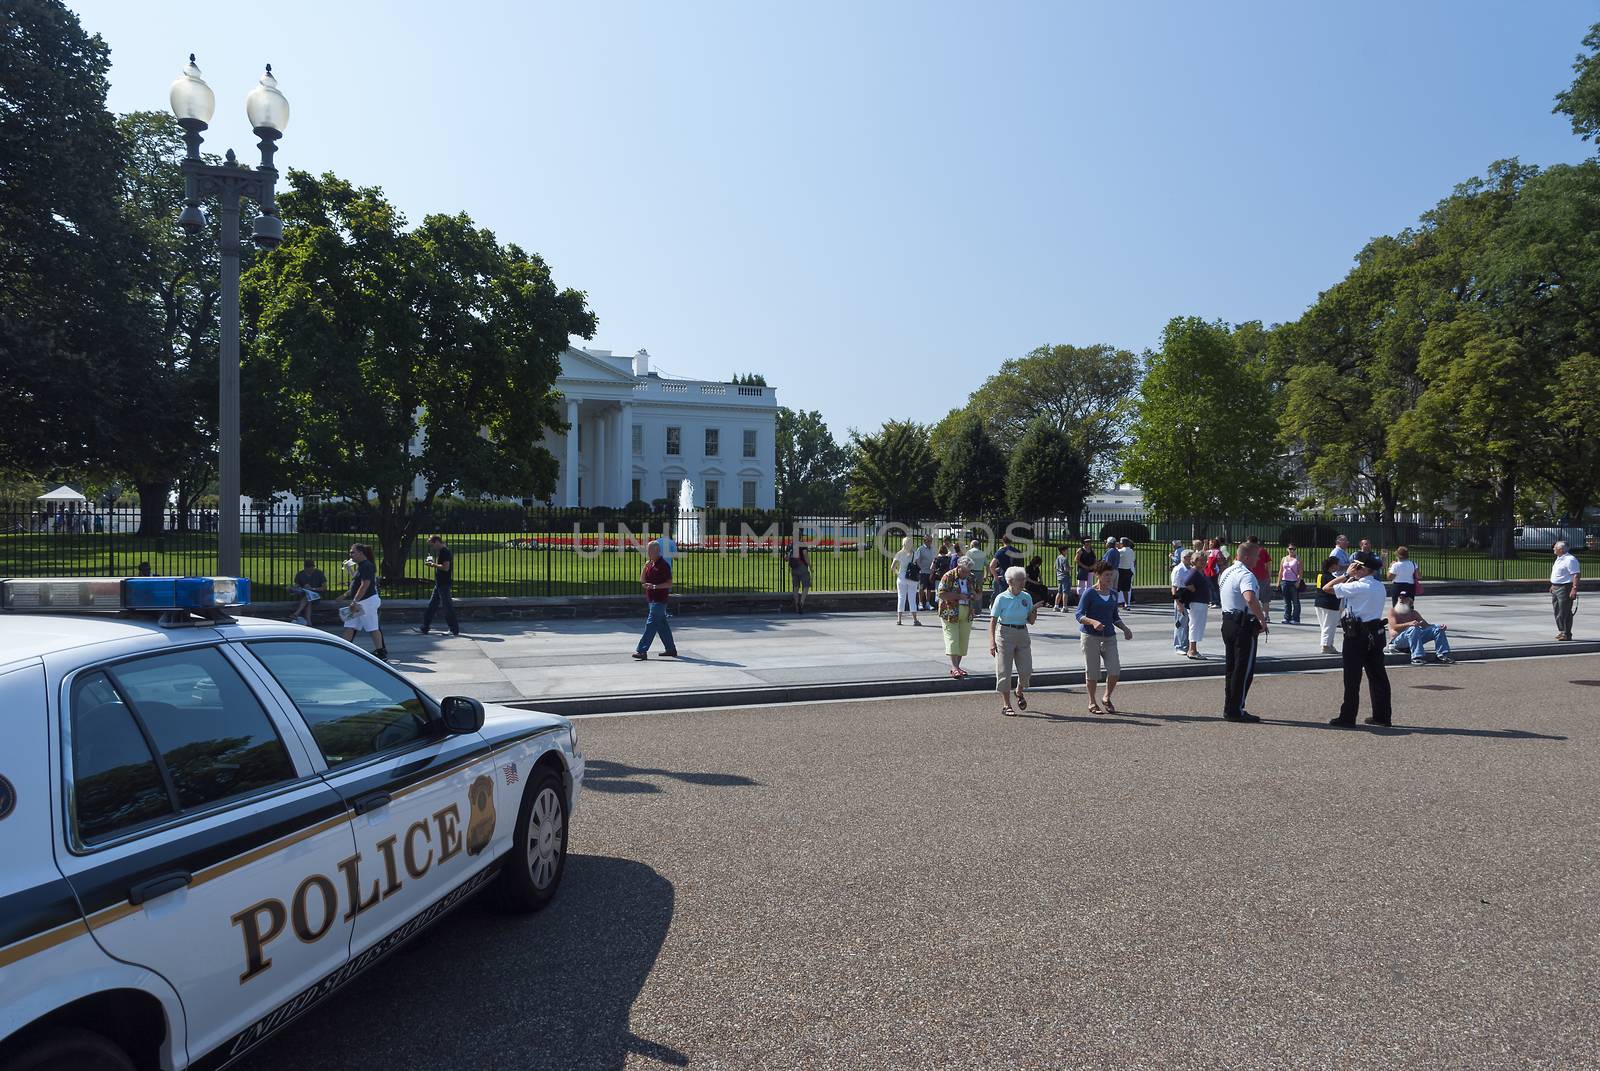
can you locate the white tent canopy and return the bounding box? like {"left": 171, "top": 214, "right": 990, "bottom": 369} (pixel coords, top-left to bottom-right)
{"left": 37, "top": 485, "right": 86, "bottom": 503}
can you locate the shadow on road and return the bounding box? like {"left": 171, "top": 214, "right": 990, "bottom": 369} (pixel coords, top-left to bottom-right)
{"left": 584, "top": 757, "right": 760, "bottom": 794}
{"left": 233, "top": 854, "right": 682, "bottom": 1071}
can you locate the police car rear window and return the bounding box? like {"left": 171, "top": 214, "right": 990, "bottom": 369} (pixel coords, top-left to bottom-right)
{"left": 69, "top": 672, "right": 175, "bottom": 841}
{"left": 69, "top": 649, "right": 299, "bottom": 843}
{"left": 247, "top": 641, "right": 432, "bottom": 766}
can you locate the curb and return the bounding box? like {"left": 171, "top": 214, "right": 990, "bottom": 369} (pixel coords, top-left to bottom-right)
{"left": 507, "top": 639, "right": 1600, "bottom": 716}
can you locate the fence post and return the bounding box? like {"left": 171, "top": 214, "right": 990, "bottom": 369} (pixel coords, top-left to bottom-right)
{"left": 544, "top": 523, "right": 552, "bottom": 597}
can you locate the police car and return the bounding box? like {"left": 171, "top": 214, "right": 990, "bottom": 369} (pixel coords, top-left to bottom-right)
{"left": 0, "top": 576, "right": 584, "bottom": 1071}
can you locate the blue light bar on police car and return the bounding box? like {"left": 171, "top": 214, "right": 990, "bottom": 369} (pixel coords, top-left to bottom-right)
{"left": 0, "top": 576, "right": 251, "bottom": 612}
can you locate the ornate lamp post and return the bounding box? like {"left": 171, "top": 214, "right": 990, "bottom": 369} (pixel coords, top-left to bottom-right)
{"left": 168, "top": 55, "right": 289, "bottom": 575}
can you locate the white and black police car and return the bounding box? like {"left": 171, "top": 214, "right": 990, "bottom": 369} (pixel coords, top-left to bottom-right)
{"left": 0, "top": 576, "right": 584, "bottom": 1070}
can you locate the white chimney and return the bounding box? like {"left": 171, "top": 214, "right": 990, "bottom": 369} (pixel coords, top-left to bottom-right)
{"left": 633, "top": 348, "right": 650, "bottom": 377}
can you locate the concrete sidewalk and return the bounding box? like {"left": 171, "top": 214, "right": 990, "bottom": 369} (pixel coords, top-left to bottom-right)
{"left": 354, "top": 591, "right": 1592, "bottom": 711}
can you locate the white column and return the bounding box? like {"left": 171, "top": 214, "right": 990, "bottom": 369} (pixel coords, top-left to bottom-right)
{"left": 594, "top": 412, "right": 607, "bottom": 507}
{"left": 564, "top": 398, "right": 579, "bottom": 506}
{"left": 616, "top": 403, "right": 633, "bottom": 505}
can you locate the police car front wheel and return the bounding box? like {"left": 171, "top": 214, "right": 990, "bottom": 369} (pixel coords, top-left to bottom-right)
{"left": 0, "top": 1028, "right": 136, "bottom": 1071}
{"left": 491, "top": 769, "right": 568, "bottom": 912}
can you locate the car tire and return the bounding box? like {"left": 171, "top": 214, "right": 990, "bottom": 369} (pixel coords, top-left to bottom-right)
{"left": 490, "top": 768, "right": 568, "bottom": 913}
{"left": 0, "top": 1028, "right": 136, "bottom": 1071}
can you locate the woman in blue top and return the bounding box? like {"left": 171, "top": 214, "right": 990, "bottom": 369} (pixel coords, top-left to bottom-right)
{"left": 987, "top": 566, "right": 1038, "bottom": 717}
{"left": 1076, "top": 560, "right": 1134, "bottom": 715}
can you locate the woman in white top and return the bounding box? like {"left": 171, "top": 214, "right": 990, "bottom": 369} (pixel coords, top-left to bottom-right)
{"left": 891, "top": 535, "right": 922, "bottom": 626}
{"left": 1387, "top": 545, "right": 1420, "bottom": 607}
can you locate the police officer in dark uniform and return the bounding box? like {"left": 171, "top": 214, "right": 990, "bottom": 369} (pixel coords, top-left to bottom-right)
{"left": 1217, "top": 552, "right": 1270, "bottom": 722}
{"left": 1323, "top": 550, "right": 1393, "bottom": 727}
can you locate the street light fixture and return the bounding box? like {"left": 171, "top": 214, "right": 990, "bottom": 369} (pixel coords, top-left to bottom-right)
{"left": 168, "top": 55, "right": 289, "bottom": 575}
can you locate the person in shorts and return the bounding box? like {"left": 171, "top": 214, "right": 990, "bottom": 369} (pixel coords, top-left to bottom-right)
{"left": 338, "top": 542, "right": 387, "bottom": 661}
{"left": 1076, "top": 560, "right": 1133, "bottom": 715}
{"left": 787, "top": 541, "right": 812, "bottom": 614}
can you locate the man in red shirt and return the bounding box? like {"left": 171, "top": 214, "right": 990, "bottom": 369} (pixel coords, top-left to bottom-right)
{"left": 633, "top": 539, "right": 679, "bottom": 660}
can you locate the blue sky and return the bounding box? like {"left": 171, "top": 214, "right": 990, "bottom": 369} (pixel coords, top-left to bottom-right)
{"left": 72, "top": 1, "right": 1597, "bottom": 439}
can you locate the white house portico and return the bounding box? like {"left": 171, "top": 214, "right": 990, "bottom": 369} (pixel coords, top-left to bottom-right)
{"left": 547, "top": 348, "right": 777, "bottom": 509}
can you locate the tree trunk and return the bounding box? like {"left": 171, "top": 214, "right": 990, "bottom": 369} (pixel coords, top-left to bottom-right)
{"left": 134, "top": 481, "right": 169, "bottom": 537}
{"left": 1492, "top": 476, "right": 1517, "bottom": 559}
{"left": 1377, "top": 480, "right": 1399, "bottom": 549}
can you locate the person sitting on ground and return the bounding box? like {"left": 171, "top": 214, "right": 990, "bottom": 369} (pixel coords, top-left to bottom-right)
{"left": 1386, "top": 595, "right": 1454, "bottom": 665}
{"left": 288, "top": 557, "right": 327, "bottom": 626}
{"left": 134, "top": 561, "right": 153, "bottom": 577}
{"left": 1023, "top": 554, "right": 1051, "bottom": 608}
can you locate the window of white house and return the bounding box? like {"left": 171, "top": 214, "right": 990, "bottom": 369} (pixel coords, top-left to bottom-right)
{"left": 705, "top": 428, "right": 719, "bottom": 457}
{"left": 666, "top": 427, "right": 681, "bottom": 456}
{"left": 743, "top": 429, "right": 757, "bottom": 458}
{"left": 705, "top": 480, "right": 719, "bottom": 509}
{"left": 632, "top": 425, "right": 643, "bottom": 455}
{"left": 631, "top": 478, "right": 642, "bottom": 503}
{"left": 666, "top": 480, "right": 681, "bottom": 506}
{"left": 742, "top": 480, "right": 757, "bottom": 509}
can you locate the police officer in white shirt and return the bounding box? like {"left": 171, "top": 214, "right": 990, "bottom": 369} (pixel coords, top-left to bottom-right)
{"left": 1324, "top": 551, "right": 1393, "bottom": 727}
{"left": 1218, "top": 554, "right": 1270, "bottom": 722}
{"left": 1551, "top": 541, "right": 1582, "bottom": 641}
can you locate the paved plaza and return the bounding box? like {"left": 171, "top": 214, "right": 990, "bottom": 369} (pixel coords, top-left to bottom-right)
{"left": 365, "top": 591, "right": 1586, "bottom": 707}
{"left": 236, "top": 654, "right": 1600, "bottom": 1070}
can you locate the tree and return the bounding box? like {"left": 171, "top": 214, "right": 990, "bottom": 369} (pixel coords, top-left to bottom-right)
{"left": 774, "top": 407, "right": 849, "bottom": 514}
{"left": 113, "top": 111, "right": 241, "bottom": 534}
{"left": 1537, "top": 351, "right": 1600, "bottom": 521}
{"left": 1555, "top": 22, "right": 1600, "bottom": 151}
{"left": 964, "top": 343, "right": 1139, "bottom": 489}
{"left": 731, "top": 372, "right": 768, "bottom": 386}
{"left": 1122, "top": 318, "right": 1290, "bottom": 520}
{"left": 0, "top": 0, "right": 153, "bottom": 482}
{"left": 1276, "top": 237, "right": 1420, "bottom": 538}
{"left": 246, "top": 171, "right": 596, "bottom": 580}
{"left": 1393, "top": 312, "right": 1546, "bottom": 552}
{"left": 1006, "top": 417, "right": 1090, "bottom": 520}
{"left": 932, "top": 410, "right": 1007, "bottom": 517}
{"left": 845, "top": 420, "right": 938, "bottom": 519}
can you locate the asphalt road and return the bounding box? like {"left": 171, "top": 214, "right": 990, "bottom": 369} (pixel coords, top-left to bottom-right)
{"left": 236, "top": 653, "right": 1600, "bottom": 1071}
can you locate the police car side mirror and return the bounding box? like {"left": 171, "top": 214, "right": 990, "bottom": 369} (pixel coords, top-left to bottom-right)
{"left": 440, "top": 696, "right": 485, "bottom": 735}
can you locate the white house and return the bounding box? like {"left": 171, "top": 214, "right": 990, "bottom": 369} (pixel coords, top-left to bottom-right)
{"left": 548, "top": 347, "right": 778, "bottom": 509}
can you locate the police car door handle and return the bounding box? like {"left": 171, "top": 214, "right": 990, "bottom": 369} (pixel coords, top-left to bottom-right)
{"left": 351, "top": 791, "right": 391, "bottom": 815}
{"left": 127, "top": 870, "right": 193, "bottom": 906}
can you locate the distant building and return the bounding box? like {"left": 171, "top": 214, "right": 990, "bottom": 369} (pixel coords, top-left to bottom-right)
{"left": 547, "top": 348, "right": 777, "bottom": 509}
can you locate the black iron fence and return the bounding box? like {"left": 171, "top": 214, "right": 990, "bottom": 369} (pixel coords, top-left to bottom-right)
{"left": 3, "top": 503, "right": 1595, "bottom": 601}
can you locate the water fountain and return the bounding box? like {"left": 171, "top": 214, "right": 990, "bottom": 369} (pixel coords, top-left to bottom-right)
{"left": 676, "top": 477, "right": 701, "bottom": 547}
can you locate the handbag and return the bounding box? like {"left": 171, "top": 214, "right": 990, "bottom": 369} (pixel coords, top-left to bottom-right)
{"left": 903, "top": 557, "right": 921, "bottom": 582}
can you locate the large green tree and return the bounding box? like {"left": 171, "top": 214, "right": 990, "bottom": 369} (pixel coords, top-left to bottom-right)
{"left": 1276, "top": 236, "right": 1421, "bottom": 537}
{"left": 247, "top": 171, "right": 596, "bottom": 579}
{"left": 0, "top": 0, "right": 152, "bottom": 483}
{"left": 963, "top": 343, "right": 1139, "bottom": 489}
{"left": 1006, "top": 416, "right": 1090, "bottom": 521}
{"left": 1122, "top": 318, "right": 1290, "bottom": 519}
{"left": 113, "top": 111, "right": 245, "bottom": 533}
{"left": 933, "top": 410, "right": 1008, "bottom": 517}
{"left": 775, "top": 406, "right": 850, "bottom": 514}
{"left": 845, "top": 420, "right": 938, "bottom": 519}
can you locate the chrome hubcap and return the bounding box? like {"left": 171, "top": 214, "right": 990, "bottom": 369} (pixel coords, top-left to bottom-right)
{"left": 526, "top": 787, "right": 564, "bottom": 889}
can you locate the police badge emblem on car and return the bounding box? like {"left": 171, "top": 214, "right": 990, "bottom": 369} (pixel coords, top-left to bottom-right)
{"left": 466, "top": 774, "right": 496, "bottom": 856}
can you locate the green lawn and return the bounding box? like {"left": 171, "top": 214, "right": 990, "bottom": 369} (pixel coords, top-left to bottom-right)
{"left": 0, "top": 531, "right": 1582, "bottom": 601}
